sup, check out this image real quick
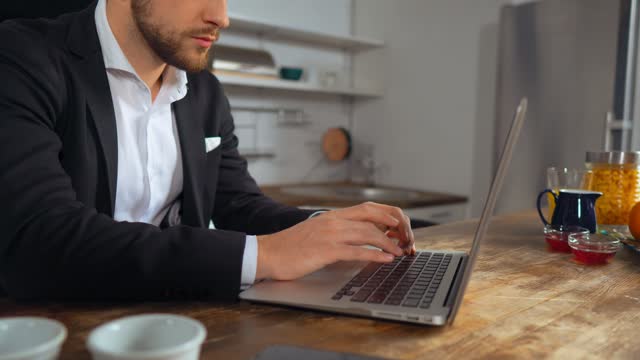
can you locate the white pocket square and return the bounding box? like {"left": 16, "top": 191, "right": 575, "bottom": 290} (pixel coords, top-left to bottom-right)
{"left": 205, "top": 137, "right": 221, "bottom": 153}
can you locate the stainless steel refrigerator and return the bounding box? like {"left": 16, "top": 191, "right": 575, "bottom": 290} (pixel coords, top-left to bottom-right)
{"left": 494, "top": 0, "right": 635, "bottom": 213}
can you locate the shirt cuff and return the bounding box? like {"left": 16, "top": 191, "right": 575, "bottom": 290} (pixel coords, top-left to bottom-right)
{"left": 240, "top": 235, "right": 258, "bottom": 290}
{"left": 308, "top": 210, "right": 327, "bottom": 219}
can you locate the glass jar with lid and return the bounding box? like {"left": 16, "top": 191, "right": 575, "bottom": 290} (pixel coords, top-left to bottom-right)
{"left": 585, "top": 151, "right": 640, "bottom": 233}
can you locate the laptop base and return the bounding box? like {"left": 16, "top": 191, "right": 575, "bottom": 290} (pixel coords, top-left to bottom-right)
{"left": 239, "top": 250, "right": 468, "bottom": 326}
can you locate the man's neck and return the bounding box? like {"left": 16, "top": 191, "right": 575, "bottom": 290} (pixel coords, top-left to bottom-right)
{"left": 106, "top": 1, "right": 165, "bottom": 101}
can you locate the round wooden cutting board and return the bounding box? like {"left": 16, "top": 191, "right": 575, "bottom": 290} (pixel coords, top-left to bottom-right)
{"left": 322, "top": 127, "right": 352, "bottom": 162}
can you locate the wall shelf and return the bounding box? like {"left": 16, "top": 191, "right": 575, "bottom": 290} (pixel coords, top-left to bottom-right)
{"left": 228, "top": 13, "right": 384, "bottom": 51}
{"left": 238, "top": 149, "right": 276, "bottom": 159}
{"left": 217, "top": 74, "right": 382, "bottom": 98}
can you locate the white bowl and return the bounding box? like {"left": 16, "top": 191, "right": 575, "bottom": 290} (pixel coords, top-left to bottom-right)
{"left": 0, "top": 317, "right": 67, "bottom": 360}
{"left": 87, "top": 314, "right": 206, "bottom": 360}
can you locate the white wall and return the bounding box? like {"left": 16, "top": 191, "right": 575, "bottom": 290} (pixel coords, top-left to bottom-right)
{"left": 228, "top": 0, "right": 352, "bottom": 36}
{"left": 352, "top": 0, "right": 511, "bottom": 216}
{"left": 221, "top": 0, "right": 354, "bottom": 185}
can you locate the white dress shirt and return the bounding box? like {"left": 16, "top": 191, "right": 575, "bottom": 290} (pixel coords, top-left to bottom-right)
{"left": 94, "top": 0, "right": 257, "bottom": 287}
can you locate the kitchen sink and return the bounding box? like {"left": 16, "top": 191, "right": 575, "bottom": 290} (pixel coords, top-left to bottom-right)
{"left": 279, "top": 185, "right": 423, "bottom": 202}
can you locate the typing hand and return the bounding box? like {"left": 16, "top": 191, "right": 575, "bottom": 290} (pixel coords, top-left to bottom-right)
{"left": 321, "top": 202, "right": 416, "bottom": 256}
{"left": 256, "top": 202, "right": 415, "bottom": 281}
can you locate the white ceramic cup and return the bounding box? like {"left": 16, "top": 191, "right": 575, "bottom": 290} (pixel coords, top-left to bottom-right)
{"left": 87, "top": 314, "right": 206, "bottom": 360}
{"left": 0, "top": 317, "right": 67, "bottom": 360}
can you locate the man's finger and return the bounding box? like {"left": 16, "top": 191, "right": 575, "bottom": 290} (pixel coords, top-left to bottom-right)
{"left": 331, "top": 202, "right": 414, "bottom": 255}
{"left": 384, "top": 230, "right": 415, "bottom": 255}
{"left": 385, "top": 229, "right": 402, "bottom": 239}
{"left": 405, "top": 214, "right": 416, "bottom": 254}
{"left": 335, "top": 202, "right": 401, "bottom": 229}
{"left": 382, "top": 205, "right": 411, "bottom": 248}
{"left": 337, "top": 245, "right": 396, "bottom": 263}
{"left": 354, "top": 202, "right": 413, "bottom": 248}
{"left": 384, "top": 214, "right": 415, "bottom": 256}
{"left": 339, "top": 220, "right": 403, "bottom": 256}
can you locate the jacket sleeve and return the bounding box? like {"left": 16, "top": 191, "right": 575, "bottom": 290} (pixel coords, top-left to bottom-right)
{"left": 0, "top": 25, "right": 245, "bottom": 301}
{"left": 210, "top": 78, "right": 318, "bottom": 235}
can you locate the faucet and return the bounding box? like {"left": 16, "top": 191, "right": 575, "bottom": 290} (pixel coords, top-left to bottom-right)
{"left": 358, "top": 145, "right": 379, "bottom": 186}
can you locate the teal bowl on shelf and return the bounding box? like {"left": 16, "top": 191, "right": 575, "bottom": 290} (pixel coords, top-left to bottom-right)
{"left": 279, "top": 67, "right": 304, "bottom": 81}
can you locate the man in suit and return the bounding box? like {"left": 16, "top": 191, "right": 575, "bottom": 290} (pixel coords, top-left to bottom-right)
{"left": 0, "top": 0, "right": 415, "bottom": 301}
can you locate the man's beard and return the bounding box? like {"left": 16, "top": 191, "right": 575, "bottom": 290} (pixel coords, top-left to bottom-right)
{"left": 131, "top": 0, "right": 214, "bottom": 73}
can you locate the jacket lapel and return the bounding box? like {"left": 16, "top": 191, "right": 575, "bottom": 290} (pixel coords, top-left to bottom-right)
{"left": 173, "top": 95, "right": 207, "bottom": 227}
{"left": 67, "top": 3, "right": 118, "bottom": 216}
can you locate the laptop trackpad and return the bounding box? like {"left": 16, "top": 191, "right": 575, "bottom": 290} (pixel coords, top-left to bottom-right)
{"left": 239, "top": 261, "right": 366, "bottom": 304}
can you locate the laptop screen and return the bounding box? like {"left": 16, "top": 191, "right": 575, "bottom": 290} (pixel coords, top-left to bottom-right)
{"left": 448, "top": 98, "right": 528, "bottom": 323}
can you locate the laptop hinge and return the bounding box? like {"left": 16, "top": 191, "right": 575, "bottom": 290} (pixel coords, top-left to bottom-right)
{"left": 443, "top": 255, "right": 469, "bottom": 309}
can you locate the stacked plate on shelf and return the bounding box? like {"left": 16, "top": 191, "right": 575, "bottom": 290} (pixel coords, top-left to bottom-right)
{"left": 209, "top": 45, "right": 279, "bottom": 80}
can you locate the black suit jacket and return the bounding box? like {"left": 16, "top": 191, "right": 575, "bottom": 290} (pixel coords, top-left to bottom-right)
{"left": 0, "top": 4, "right": 315, "bottom": 301}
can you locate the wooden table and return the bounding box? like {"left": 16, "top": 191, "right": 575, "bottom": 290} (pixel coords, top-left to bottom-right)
{"left": 3, "top": 211, "right": 640, "bottom": 359}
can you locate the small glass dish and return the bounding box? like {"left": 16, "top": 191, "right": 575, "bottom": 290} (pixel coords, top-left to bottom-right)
{"left": 568, "top": 232, "right": 621, "bottom": 265}
{"left": 544, "top": 225, "right": 589, "bottom": 253}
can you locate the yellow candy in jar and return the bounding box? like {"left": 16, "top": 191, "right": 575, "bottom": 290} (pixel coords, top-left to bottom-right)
{"left": 586, "top": 152, "right": 640, "bottom": 230}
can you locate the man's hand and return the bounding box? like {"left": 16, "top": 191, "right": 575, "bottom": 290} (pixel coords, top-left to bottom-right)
{"left": 256, "top": 202, "right": 416, "bottom": 281}
{"left": 323, "top": 202, "right": 416, "bottom": 255}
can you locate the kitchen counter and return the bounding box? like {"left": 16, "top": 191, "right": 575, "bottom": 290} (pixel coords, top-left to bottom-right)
{"left": 260, "top": 182, "right": 467, "bottom": 209}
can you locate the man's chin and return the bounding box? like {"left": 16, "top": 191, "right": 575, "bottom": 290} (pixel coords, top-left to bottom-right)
{"left": 168, "top": 54, "right": 209, "bottom": 73}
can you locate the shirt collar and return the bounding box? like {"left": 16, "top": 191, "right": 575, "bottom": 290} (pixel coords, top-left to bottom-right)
{"left": 95, "top": 0, "right": 136, "bottom": 73}
{"left": 94, "top": 0, "right": 188, "bottom": 98}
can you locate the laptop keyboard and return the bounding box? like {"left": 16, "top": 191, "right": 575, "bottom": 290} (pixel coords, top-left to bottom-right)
{"left": 331, "top": 252, "right": 452, "bottom": 309}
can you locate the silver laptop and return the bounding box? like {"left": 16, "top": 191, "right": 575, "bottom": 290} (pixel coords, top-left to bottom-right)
{"left": 240, "top": 98, "right": 528, "bottom": 326}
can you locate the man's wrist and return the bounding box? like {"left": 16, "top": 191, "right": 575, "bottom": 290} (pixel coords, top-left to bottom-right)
{"left": 256, "top": 234, "right": 272, "bottom": 281}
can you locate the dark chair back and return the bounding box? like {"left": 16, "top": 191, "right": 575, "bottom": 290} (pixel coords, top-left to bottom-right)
{"left": 1, "top": 0, "right": 94, "bottom": 22}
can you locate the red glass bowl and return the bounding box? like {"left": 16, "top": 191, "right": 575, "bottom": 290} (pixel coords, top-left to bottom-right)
{"left": 544, "top": 225, "right": 589, "bottom": 253}
{"left": 568, "top": 232, "right": 621, "bottom": 265}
